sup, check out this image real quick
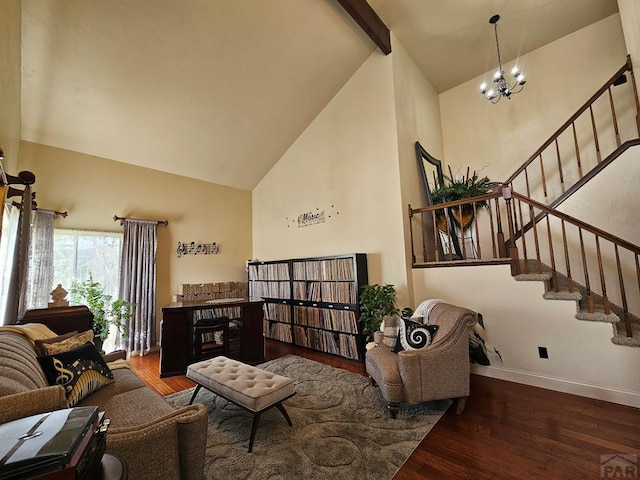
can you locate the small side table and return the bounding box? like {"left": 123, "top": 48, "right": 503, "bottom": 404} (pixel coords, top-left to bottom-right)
{"left": 95, "top": 454, "right": 127, "bottom": 480}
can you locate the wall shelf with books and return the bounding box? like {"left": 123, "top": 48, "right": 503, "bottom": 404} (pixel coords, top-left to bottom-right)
{"left": 248, "top": 253, "right": 368, "bottom": 361}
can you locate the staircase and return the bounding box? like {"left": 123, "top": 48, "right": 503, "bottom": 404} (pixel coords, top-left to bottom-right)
{"left": 514, "top": 259, "right": 640, "bottom": 347}
{"left": 409, "top": 56, "right": 640, "bottom": 347}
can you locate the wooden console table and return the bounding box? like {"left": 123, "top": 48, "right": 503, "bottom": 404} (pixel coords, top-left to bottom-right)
{"left": 159, "top": 298, "right": 265, "bottom": 377}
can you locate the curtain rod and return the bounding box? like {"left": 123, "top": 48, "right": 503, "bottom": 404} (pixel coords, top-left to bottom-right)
{"left": 40, "top": 208, "right": 68, "bottom": 218}
{"left": 10, "top": 202, "right": 66, "bottom": 218}
{"left": 113, "top": 214, "right": 168, "bottom": 226}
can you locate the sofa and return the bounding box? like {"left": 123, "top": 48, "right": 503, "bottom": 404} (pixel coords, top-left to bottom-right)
{"left": 0, "top": 323, "right": 208, "bottom": 480}
{"left": 365, "top": 301, "right": 478, "bottom": 418}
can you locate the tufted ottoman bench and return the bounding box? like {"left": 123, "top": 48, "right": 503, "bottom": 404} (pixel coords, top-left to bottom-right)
{"left": 186, "top": 356, "right": 296, "bottom": 452}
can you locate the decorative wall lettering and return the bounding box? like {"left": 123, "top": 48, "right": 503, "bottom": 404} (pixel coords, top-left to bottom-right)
{"left": 177, "top": 241, "right": 220, "bottom": 257}
{"left": 298, "top": 210, "right": 326, "bottom": 227}
{"left": 286, "top": 205, "right": 339, "bottom": 228}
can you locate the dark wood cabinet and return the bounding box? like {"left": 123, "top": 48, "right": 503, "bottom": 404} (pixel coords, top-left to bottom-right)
{"left": 159, "top": 299, "right": 265, "bottom": 377}
{"left": 248, "top": 253, "right": 368, "bottom": 361}
{"left": 19, "top": 306, "right": 93, "bottom": 334}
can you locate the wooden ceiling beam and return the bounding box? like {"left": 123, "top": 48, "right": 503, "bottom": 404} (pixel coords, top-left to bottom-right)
{"left": 336, "top": 0, "right": 391, "bottom": 55}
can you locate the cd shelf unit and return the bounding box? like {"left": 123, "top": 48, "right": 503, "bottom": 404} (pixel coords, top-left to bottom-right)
{"left": 248, "top": 253, "right": 368, "bottom": 361}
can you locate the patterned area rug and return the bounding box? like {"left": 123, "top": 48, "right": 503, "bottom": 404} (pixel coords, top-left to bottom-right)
{"left": 164, "top": 355, "right": 450, "bottom": 480}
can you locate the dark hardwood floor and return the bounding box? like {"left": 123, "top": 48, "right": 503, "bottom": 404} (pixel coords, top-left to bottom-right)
{"left": 129, "top": 341, "right": 640, "bottom": 479}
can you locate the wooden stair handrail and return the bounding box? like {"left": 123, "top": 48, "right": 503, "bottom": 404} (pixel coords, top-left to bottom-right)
{"left": 409, "top": 191, "right": 502, "bottom": 216}
{"left": 505, "top": 56, "right": 636, "bottom": 185}
{"left": 508, "top": 138, "right": 640, "bottom": 243}
{"left": 510, "top": 191, "right": 640, "bottom": 254}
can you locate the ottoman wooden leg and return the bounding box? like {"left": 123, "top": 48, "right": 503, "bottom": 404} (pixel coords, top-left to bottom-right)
{"left": 274, "top": 402, "right": 293, "bottom": 426}
{"left": 387, "top": 401, "right": 400, "bottom": 419}
{"left": 188, "top": 385, "right": 203, "bottom": 405}
{"left": 248, "top": 412, "right": 262, "bottom": 453}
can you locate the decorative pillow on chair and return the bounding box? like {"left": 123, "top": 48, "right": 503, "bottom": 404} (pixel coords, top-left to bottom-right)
{"left": 38, "top": 342, "right": 114, "bottom": 407}
{"left": 378, "top": 316, "right": 401, "bottom": 347}
{"left": 393, "top": 317, "right": 439, "bottom": 353}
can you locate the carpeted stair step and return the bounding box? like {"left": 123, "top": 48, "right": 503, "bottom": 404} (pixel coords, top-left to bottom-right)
{"left": 575, "top": 308, "right": 620, "bottom": 323}
{"left": 612, "top": 319, "right": 640, "bottom": 347}
{"left": 512, "top": 259, "right": 639, "bottom": 346}
{"left": 543, "top": 289, "right": 583, "bottom": 302}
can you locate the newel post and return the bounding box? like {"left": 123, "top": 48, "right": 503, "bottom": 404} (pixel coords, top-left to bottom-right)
{"left": 408, "top": 204, "right": 416, "bottom": 265}
{"left": 502, "top": 186, "right": 521, "bottom": 276}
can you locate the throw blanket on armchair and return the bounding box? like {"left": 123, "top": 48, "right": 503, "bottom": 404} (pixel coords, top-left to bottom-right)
{"left": 411, "top": 299, "right": 445, "bottom": 324}
{"left": 412, "top": 299, "right": 502, "bottom": 365}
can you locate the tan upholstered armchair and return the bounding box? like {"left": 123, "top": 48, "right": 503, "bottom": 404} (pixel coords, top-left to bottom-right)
{"left": 365, "top": 302, "right": 478, "bottom": 418}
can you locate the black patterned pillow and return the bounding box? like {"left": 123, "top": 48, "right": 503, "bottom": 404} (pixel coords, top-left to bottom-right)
{"left": 393, "top": 317, "right": 439, "bottom": 353}
{"left": 38, "top": 342, "right": 114, "bottom": 407}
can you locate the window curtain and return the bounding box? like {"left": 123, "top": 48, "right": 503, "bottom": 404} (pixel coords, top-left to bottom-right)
{"left": 24, "top": 210, "right": 55, "bottom": 310}
{"left": 0, "top": 203, "right": 20, "bottom": 325}
{"left": 0, "top": 186, "right": 33, "bottom": 323}
{"left": 118, "top": 219, "right": 157, "bottom": 356}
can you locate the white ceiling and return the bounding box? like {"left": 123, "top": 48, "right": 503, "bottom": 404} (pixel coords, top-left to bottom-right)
{"left": 20, "top": 0, "right": 620, "bottom": 191}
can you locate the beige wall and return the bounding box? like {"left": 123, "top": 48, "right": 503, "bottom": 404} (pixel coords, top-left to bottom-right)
{"left": 18, "top": 142, "right": 252, "bottom": 344}
{"left": 0, "top": 0, "right": 21, "bottom": 174}
{"left": 413, "top": 265, "right": 640, "bottom": 406}
{"left": 618, "top": 0, "right": 640, "bottom": 95}
{"left": 439, "top": 14, "right": 627, "bottom": 185}
{"left": 390, "top": 34, "right": 444, "bottom": 307}
{"left": 419, "top": 13, "right": 640, "bottom": 405}
{"left": 252, "top": 51, "right": 411, "bottom": 305}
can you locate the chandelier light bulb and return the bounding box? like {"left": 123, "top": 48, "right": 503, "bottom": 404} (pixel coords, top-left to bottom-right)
{"left": 479, "top": 14, "right": 527, "bottom": 103}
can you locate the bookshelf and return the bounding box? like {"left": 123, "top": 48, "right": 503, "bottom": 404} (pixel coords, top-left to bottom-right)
{"left": 248, "top": 253, "right": 368, "bottom": 361}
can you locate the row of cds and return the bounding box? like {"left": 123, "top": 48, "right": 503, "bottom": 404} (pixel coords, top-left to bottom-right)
{"left": 293, "top": 326, "right": 360, "bottom": 360}
{"left": 193, "top": 307, "right": 241, "bottom": 321}
{"left": 248, "top": 262, "right": 291, "bottom": 281}
{"left": 293, "top": 306, "right": 358, "bottom": 334}
{"left": 264, "top": 302, "right": 292, "bottom": 322}
{"left": 292, "top": 281, "right": 356, "bottom": 303}
{"left": 292, "top": 258, "right": 355, "bottom": 281}
{"left": 266, "top": 322, "right": 293, "bottom": 343}
{"left": 249, "top": 281, "right": 291, "bottom": 299}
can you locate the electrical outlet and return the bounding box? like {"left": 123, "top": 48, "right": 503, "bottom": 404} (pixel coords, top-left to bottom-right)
{"left": 538, "top": 346, "right": 549, "bottom": 359}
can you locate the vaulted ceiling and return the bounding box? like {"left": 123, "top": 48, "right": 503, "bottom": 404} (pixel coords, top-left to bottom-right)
{"left": 20, "top": 0, "right": 619, "bottom": 190}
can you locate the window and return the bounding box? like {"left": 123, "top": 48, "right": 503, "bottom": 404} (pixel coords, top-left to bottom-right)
{"left": 53, "top": 229, "right": 123, "bottom": 299}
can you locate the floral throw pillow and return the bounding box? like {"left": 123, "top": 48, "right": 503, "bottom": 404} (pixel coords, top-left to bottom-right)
{"left": 38, "top": 342, "right": 114, "bottom": 407}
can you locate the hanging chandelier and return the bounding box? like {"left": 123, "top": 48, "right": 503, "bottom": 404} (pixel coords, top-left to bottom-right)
{"left": 480, "top": 14, "right": 526, "bottom": 103}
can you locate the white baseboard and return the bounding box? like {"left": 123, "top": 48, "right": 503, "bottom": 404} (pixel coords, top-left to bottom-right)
{"left": 471, "top": 364, "right": 640, "bottom": 409}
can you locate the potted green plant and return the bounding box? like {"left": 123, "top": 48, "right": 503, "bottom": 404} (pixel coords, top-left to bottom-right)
{"left": 430, "top": 170, "right": 498, "bottom": 230}
{"left": 358, "top": 284, "right": 399, "bottom": 342}
{"left": 70, "top": 275, "right": 134, "bottom": 353}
